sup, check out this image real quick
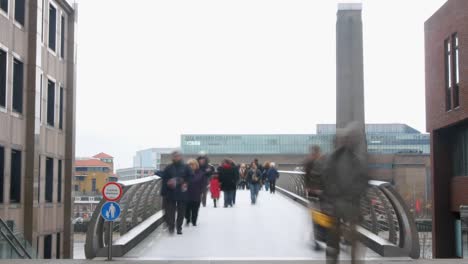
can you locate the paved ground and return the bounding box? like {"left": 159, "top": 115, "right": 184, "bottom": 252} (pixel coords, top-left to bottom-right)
{"left": 2, "top": 261, "right": 467, "bottom": 264}
{"left": 122, "top": 190, "right": 382, "bottom": 261}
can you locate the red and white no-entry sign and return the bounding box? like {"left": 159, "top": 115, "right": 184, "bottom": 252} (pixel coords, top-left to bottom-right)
{"left": 102, "top": 182, "right": 123, "bottom": 202}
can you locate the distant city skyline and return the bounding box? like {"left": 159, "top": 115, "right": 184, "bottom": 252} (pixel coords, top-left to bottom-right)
{"left": 75, "top": 0, "right": 447, "bottom": 169}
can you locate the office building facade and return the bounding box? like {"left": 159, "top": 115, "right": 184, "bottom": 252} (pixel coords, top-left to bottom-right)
{"left": 425, "top": 0, "right": 468, "bottom": 258}
{"left": 0, "top": 0, "right": 77, "bottom": 258}
{"left": 181, "top": 124, "right": 429, "bottom": 155}
{"left": 133, "top": 147, "right": 175, "bottom": 170}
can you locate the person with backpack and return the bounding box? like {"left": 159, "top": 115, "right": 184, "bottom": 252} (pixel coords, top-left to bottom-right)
{"left": 322, "top": 123, "right": 369, "bottom": 264}
{"left": 247, "top": 162, "right": 262, "bottom": 204}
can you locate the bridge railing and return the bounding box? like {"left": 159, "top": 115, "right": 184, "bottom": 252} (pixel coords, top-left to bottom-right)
{"left": 84, "top": 176, "right": 163, "bottom": 259}
{"left": 277, "top": 170, "right": 420, "bottom": 259}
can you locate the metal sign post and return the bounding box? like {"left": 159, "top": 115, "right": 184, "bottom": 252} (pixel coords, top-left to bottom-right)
{"left": 108, "top": 221, "right": 113, "bottom": 261}
{"left": 101, "top": 201, "right": 121, "bottom": 261}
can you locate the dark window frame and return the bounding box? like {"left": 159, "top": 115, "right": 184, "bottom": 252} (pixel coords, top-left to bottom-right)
{"left": 445, "top": 38, "right": 452, "bottom": 111}
{"left": 45, "top": 157, "right": 53, "bottom": 203}
{"left": 48, "top": 3, "right": 57, "bottom": 52}
{"left": 0, "top": 0, "right": 8, "bottom": 14}
{"left": 57, "top": 160, "right": 62, "bottom": 203}
{"left": 0, "top": 49, "right": 6, "bottom": 109}
{"left": 47, "top": 80, "right": 55, "bottom": 127}
{"left": 44, "top": 234, "right": 52, "bottom": 259}
{"left": 10, "top": 149, "right": 21, "bottom": 203}
{"left": 59, "top": 87, "right": 63, "bottom": 129}
{"left": 14, "top": 0, "right": 25, "bottom": 26}
{"left": 0, "top": 145, "right": 4, "bottom": 204}
{"left": 12, "top": 58, "right": 23, "bottom": 114}
{"left": 56, "top": 232, "right": 60, "bottom": 259}
{"left": 452, "top": 33, "right": 460, "bottom": 108}
{"left": 60, "top": 15, "right": 65, "bottom": 59}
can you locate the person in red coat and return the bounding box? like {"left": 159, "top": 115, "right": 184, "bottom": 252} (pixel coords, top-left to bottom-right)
{"left": 210, "top": 172, "right": 221, "bottom": 208}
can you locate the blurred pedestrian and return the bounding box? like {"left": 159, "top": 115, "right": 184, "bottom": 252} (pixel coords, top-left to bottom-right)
{"left": 210, "top": 172, "right": 221, "bottom": 207}
{"left": 197, "top": 154, "right": 214, "bottom": 207}
{"left": 322, "top": 123, "right": 369, "bottom": 264}
{"left": 185, "top": 159, "right": 205, "bottom": 227}
{"left": 229, "top": 159, "right": 240, "bottom": 205}
{"left": 161, "top": 151, "right": 193, "bottom": 235}
{"left": 247, "top": 162, "right": 262, "bottom": 204}
{"left": 238, "top": 163, "right": 248, "bottom": 190}
{"left": 267, "top": 162, "right": 279, "bottom": 194}
{"left": 304, "top": 145, "right": 326, "bottom": 251}
{"left": 262, "top": 162, "right": 270, "bottom": 192}
{"left": 218, "top": 159, "right": 237, "bottom": 207}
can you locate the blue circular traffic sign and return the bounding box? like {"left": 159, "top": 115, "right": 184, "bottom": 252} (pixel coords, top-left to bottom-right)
{"left": 101, "top": 202, "right": 121, "bottom": 221}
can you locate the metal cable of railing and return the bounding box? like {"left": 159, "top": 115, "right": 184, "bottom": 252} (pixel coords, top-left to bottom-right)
{"left": 276, "top": 170, "right": 420, "bottom": 259}
{"left": 0, "top": 218, "right": 32, "bottom": 259}
{"left": 85, "top": 176, "right": 163, "bottom": 259}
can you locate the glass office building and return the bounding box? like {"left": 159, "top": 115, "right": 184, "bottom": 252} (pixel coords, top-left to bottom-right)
{"left": 181, "top": 124, "right": 430, "bottom": 155}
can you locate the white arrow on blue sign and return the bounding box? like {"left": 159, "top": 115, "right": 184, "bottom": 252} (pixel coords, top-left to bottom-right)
{"left": 101, "top": 201, "right": 121, "bottom": 221}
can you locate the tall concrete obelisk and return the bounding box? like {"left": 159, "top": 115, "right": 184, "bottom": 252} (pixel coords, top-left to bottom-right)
{"left": 336, "top": 2, "right": 365, "bottom": 132}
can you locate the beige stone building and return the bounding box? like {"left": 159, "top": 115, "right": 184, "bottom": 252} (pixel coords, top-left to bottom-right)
{"left": 0, "top": 0, "right": 77, "bottom": 259}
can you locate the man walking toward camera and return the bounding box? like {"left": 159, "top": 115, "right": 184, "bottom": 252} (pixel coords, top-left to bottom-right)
{"left": 161, "top": 151, "right": 193, "bottom": 235}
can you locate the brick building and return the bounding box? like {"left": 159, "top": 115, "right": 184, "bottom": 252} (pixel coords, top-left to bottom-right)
{"left": 425, "top": 0, "right": 468, "bottom": 258}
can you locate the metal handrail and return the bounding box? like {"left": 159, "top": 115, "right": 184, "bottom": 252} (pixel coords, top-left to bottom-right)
{"left": 85, "top": 176, "right": 163, "bottom": 259}
{"left": 277, "top": 170, "right": 420, "bottom": 259}
{"left": 0, "top": 218, "right": 32, "bottom": 259}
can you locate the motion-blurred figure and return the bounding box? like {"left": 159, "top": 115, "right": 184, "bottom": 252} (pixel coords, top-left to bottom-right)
{"left": 197, "top": 154, "right": 214, "bottom": 207}
{"left": 218, "top": 159, "right": 238, "bottom": 208}
{"left": 322, "top": 123, "right": 369, "bottom": 264}
{"left": 161, "top": 151, "right": 193, "bottom": 235}
{"left": 267, "top": 162, "right": 279, "bottom": 194}
{"left": 247, "top": 162, "right": 262, "bottom": 204}
{"left": 303, "top": 145, "right": 326, "bottom": 251}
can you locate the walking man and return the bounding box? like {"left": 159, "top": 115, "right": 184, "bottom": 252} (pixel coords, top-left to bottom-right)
{"left": 161, "top": 151, "right": 193, "bottom": 235}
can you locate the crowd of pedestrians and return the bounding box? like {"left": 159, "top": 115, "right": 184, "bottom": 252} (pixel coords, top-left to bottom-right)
{"left": 159, "top": 150, "right": 280, "bottom": 235}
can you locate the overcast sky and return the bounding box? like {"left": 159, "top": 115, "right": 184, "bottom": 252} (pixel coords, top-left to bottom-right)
{"left": 75, "top": 0, "right": 447, "bottom": 169}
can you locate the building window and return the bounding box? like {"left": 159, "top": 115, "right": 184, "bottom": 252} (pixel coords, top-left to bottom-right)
{"left": 59, "top": 87, "right": 63, "bottom": 129}
{"left": 0, "top": 0, "right": 7, "bottom": 14}
{"left": 56, "top": 233, "right": 60, "bottom": 259}
{"left": 453, "top": 33, "right": 460, "bottom": 108}
{"left": 48, "top": 4, "right": 57, "bottom": 52}
{"left": 47, "top": 80, "right": 55, "bottom": 126}
{"left": 45, "top": 157, "right": 53, "bottom": 203}
{"left": 0, "top": 145, "right": 4, "bottom": 203}
{"left": 12, "top": 58, "right": 23, "bottom": 114}
{"left": 91, "top": 179, "right": 96, "bottom": 193}
{"left": 60, "top": 15, "right": 65, "bottom": 58}
{"left": 10, "top": 149, "right": 21, "bottom": 203}
{"left": 0, "top": 49, "right": 6, "bottom": 109}
{"left": 14, "top": 0, "right": 25, "bottom": 26}
{"left": 445, "top": 39, "right": 452, "bottom": 111}
{"left": 74, "top": 184, "right": 78, "bottom": 192}
{"left": 44, "top": 234, "right": 52, "bottom": 259}
{"left": 37, "top": 156, "right": 41, "bottom": 202}
{"left": 57, "top": 160, "right": 62, "bottom": 202}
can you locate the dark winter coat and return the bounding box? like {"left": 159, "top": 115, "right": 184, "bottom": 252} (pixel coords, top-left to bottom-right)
{"left": 187, "top": 169, "right": 205, "bottom": 202}
{"left": 247, "top": 168, "right": 262, "bottom": 184}
{"left": 160, "top": 162, "right": 193, "bottom": 201}
{"left": 322, "top": 147, "right": 369, "bottom": 221}
{"left": 218, "top": 163, "right": 238, "bottom": 191}
{"left": 267, "top": 167, "right": 279, "bottom": 182}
